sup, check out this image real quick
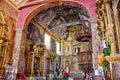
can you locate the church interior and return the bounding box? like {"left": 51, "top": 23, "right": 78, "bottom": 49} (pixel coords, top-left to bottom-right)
{"left": 0, "top": 0, "right": 120, "bottom": 80}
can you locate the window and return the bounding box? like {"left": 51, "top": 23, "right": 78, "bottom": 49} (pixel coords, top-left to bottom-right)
{"left": 45, "top": 33, "right": 51, "bottom": 50}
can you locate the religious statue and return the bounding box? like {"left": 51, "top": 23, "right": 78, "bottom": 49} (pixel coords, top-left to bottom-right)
{"left": 4, "top": 60, "right": 15, "bottom": 80}
{"left": 34, "top": 43, "right": 44, "bottom": 57}
{"left": 0, "top": 12, "right": 8, "bottom": 39}
{"left": 33, "top": 43, "right": 41, "bottom": 57}
{"left": 33, "top": 58, "right": 39, "bottom": 76}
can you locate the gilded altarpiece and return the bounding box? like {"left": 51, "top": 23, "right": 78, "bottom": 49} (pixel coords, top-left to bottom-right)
{"left": 18, "top": 22, "right": 45, "bottom": 78}
{"left": 0, "top": 11, "right": 16, "bottom": 78}
{"left": 25, "top": 43, "right": 34, "bottom": 77}
{"left": 24, "top": 43, "right": 45, "bottom": 77}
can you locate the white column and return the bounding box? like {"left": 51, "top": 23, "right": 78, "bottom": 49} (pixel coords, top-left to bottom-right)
{"left": 12, "top": 28, "right": 23, "bottom": 74}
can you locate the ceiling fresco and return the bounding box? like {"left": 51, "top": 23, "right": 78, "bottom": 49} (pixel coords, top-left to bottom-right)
{"left": 33, "top": 5, "right": 91, "bottom": 41}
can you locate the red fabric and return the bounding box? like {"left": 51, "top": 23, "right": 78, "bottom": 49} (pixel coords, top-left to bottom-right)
{"left": 17, "top": 72, "right": 25, "bottom": 79}
{"left": 65, "top": 72, "right": 69, "bottom": 78}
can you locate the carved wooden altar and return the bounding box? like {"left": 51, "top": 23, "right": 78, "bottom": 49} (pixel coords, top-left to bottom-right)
{"left": 25, "top": 41, "right": 45, "bottom": 77}
{"left": 25, "top": 42, "right": 34, "bottom": 77}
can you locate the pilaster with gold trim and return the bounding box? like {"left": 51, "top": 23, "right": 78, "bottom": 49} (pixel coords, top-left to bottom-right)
{"left": 104, "top": 0, "right": 120, "bottom": 62}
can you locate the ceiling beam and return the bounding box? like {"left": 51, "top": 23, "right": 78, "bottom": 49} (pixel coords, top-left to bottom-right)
{"left": 55, "top": 21, "right": 82, "bottom": 28}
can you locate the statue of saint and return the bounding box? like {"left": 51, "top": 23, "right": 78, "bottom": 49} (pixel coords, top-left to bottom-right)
{"left": 4, "top": 60, "right": 15, "bottom": 80}
{"left": 33, "top": 59, "right": 39, "bottom": 76}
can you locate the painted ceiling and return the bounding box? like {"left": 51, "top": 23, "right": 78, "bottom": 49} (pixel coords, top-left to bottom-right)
{"left": 33, "top": 4, "right": 91, "bottom": 41}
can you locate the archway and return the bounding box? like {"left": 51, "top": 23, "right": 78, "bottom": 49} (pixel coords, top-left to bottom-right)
{"left": 13, "top": 0, "right": 97, "bottom": 80}
{"left": 22, "top": 1, "right": 90, "bottom": 30}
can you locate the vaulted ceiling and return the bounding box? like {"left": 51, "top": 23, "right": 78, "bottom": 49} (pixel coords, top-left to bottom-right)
{"left": 33, "top": 5, "right": 91, "bottom": 41}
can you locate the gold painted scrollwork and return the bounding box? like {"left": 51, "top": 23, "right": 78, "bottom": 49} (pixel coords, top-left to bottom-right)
{"left": 0, "top": 11, "right": 10, "bottom": 78}
{"left": 34, "top": 43, "right": 44, "bottom": 57}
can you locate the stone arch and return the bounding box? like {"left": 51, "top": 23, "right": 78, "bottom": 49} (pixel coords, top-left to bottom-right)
{"left": 14, "top": 1, "right": 92, "bottom": 74}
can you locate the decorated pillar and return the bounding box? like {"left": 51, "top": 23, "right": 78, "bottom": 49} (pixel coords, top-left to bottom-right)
{"left": 39, "top": 46, "right": 45, "bottom": 76}
{"left": 18, "top": 29, "right": 27, "bottom": 73}
{"left": 104, "top": 0, "right": 120, "bottom": 62}
{"left": 12, "top": 28, "right": 23, "bottom": 78}
{"left": 90, "top": 18, "right": 101, "bottom": 68}
{"left": 96, "top": 0, "right": 120, "bottom": 80}
{"left": 111, "top": 0, "right": 120, "bottom": 52}
{"left": 105, "top": 0, "right": 116, "bottom": 53}
{"left": 12, "top": 28, "right": 31, "bottom": 79}
{"left": 43, "top": 50, "right": 48, "bottom": 76}
{"left": 25, "top": 51, "right": 34, "bottom": 78}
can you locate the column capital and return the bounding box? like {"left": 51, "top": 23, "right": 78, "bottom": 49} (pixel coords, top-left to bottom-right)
{"left": 16, "top": 28, "right": 28, "bottom": 33}
{"left": 89, "top": 18, "right": 97, "bottom": 23}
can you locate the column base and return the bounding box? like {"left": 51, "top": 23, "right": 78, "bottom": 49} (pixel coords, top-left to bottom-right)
{"left": 105, "top": 53, "right": 120, "bottom": 63}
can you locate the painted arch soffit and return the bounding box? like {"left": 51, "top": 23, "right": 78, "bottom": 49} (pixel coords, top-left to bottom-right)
{"left": 16, "top": 0, "right": 96, "bottom": 29}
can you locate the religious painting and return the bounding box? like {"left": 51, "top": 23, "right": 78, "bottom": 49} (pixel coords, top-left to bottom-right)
{"left": 27, "top": 22, "right": 43, "bottom": 43}
{"left": 33, "top": 57, "right": 39, "bottom": 76}
{"left": 51, "top": 38, "right": 56, "bottom": 53}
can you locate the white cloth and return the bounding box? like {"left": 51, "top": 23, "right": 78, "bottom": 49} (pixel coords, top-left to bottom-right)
{"left": 66, "top": 67, "right": 69, "bottom": 73}
{"left": 102, "top": 40, "right": 107, "bottom": 48}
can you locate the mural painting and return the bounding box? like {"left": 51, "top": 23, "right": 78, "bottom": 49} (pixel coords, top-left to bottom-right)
{"left": 27, "top": 22, "right": 43, "bottom": 43}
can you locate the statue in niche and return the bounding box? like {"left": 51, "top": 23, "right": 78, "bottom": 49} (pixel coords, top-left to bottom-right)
{"left": 33, "top": 58, "right": 39, "bottom": 76}
{"left": 0, "top": 24, "right": 8, "bottom": 39}
{"left": 0, "top": 12, "right": 8, "bottom": 39}
{"left": 4, "top": 60, "right": 15, "bottom": 80}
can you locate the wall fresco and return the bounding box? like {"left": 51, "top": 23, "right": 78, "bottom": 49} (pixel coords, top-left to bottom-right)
{"left": 27, "top": 23, "right": 44, "bottom": 43}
